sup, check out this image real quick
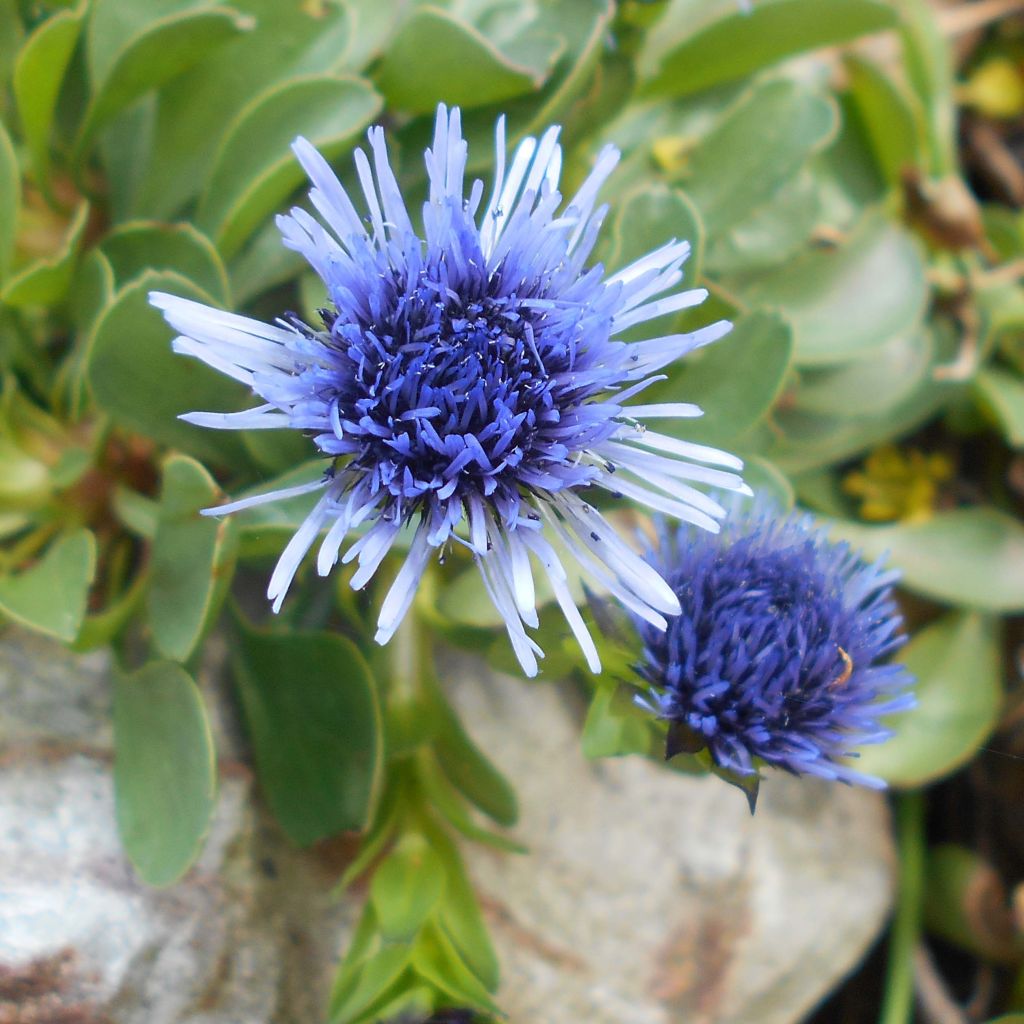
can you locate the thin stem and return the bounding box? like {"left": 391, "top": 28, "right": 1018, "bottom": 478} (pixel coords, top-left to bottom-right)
{"left": 880, "top": 791, "right": 927, "bottom": 1024}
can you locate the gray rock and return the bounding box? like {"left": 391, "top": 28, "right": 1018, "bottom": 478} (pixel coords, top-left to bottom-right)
{"left": 0, "top": 630, "right": 895, "bottom": 1024}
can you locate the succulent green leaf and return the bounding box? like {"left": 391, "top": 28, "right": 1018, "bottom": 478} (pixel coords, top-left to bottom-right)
{"left": 232, "top": 629, "right": 382, "bottom": 846}
{"left": 0, "top": 0, "right": 24, "bottom": 88}
{"left": 973, "top": 366, "right": 1024, "bottom": 448}
{"left": 830, "top": 508, "right": 1024, "bottom": 612}
{"left": 135, "top": 0, "right": 352, "bottom": 219}
{"left": 375, "top": 7, "right": 538, "bottom": 114}
{"left": 582, "top": 684, "right": 655, "bottom": 759}
{"left": 0, "top": 119, "right": 18, "bottom": 284}
{"left": 370, "top": 835, "right": 447, "bottom": 941}
{"left": 844, "top": 54, "right": 923, "bottom": 187}
{"left": 332, "top": 944, "right": 414, "bottom": 1024}
{"left": 148, "top": 454, "right": 238, "bottom": 663}
{"left": 13, "top": 2, "right": 85, "bottom": 195}
{"left": 85, "top": 270, "right": 250, "bottom": 466}
{"left": 77, "top": 4, "right": 252, "bottom": 164}
{"left": 100, "top": 221, "right": 230, "bottom": 304}
{"left": 0, "top": 528, "right": 96, "bottom": 642}
{"left": 412, "top": 922, "right": 501, "bottom": 1016}
{"left": 647, "top": 310, "right": 794, "bottom": 446}
{"left": 197, "top": 74, "right": 382, "bottom": 258}
{"left": 113, "top": 660, "right": 217, "bottom": 886}
{"left": 599, "top": 181, "right": 704, "bottom": 284}
{"left": 1, "top": 201, "right": 90, "bottom": 308}
{"left": 854, "top": 613, "right": 1001, "bottom": 787}
{"left": 642, "top": 0, "right": 897, "bottom": 98}
{"left": 426, "top": 674, "right": 518, "bottom": 827}
{"left": 791, "top": 329, "right": 932, "bottom": 420}
{"left": 741, "top": 210, "right": 928, "bottom": 367}
{"left": 683, "top": 80, "right": 837, "bottom": 237}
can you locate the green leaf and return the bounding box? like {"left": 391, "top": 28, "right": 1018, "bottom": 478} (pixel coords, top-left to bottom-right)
{"left": 136, "top": 0, "right": 351, "bottom": 219}
{"left": 0, "top": 528, "right": 96, "bottom": 642}
{"left": 13, "top": 2, "right": 85, "bottom": 195}
{"left": 114, "top": 661, "right": 217, "bottom": 886}
{"left": 148, "top": 454, "right": 238, "bottom": 663}
{"left": 426, "top": 823, "right": 500, "bottom": 991}
{"left": 855, "top": 614, "right": 1001, "bottom": 787}
{"left": 645, "top": 310, "right": 794, "bottom": 446}
{"left": 374, "top": 6, "right": 538, "bottom": 114}
{"left": 1, "top": 201, "right": 90, "bottom": 308}
{"left": 581, "top": 684, "right": 655, "bottom": 759}
{"left": 77, "top": 4, "right": 252, "bottom": 164}
{"left": 844, "top": 54, "right": 923, "bottom": 187}
{"left": 412, "top": 922, "right": 501, "bottom": 1016}
{"left": 426, "top": 675, "right": 518, "bottom": 827}
{"left": 0, "top": 119, "right": 18, "bottom": 285}
{"left": 333, "top": 945, "right": 413, "bottom": 1024}
{"left": 100, "top": 221, "right": 230, "bottom": 304}
{"left": 704, "top": 171, "right": 822, "bottom": 275}
{"left": 974, "top": 366, "right": 1024, "bottom": 448}
{"left": 738, "top": 455, "right": 795, "bottom": 512}
{"left": 740, "top": 210, "right": 928, "bottom": 366}
{"left": 791, "top": 329, "right": 932, "bottom": 420}
{"left": 85, "top": 270, "right": 249, "bottom": 466}
{"left": 598, "top": 181, "right": 704, "bottom": 283}
{"left": 232, "top": 629, "right": 382, "bottom": 846}
{"left": 924, "top": 845, "right": 1024, "bottom": 964}
{"left": 196, "top": 74, "right": 381, "bottom": 258}
{"left": 642, "top": 0, "right": 896, "bottom": 98}
{"left": 830, "top": 508, "right": 1024, "bottom": 612}
{"left": 370, "top": 835, "right": 446, "bottom": 941}
{"left": 683, "top": 80, "right": 837, "bottom": 237}
{"left": 0, "top": 0, "right": 24, "bottom": 89}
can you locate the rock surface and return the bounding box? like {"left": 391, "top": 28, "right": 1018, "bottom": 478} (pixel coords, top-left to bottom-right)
{"left": 0, "top": 629, "right": 895, "bottom": 1023}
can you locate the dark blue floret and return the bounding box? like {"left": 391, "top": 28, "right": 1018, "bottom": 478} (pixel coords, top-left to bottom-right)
{"left": 635, "top": 504, "right": 915, "bottom": 787}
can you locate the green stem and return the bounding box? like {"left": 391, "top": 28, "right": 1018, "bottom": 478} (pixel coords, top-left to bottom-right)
{"left": 879, "top": 791, "right": 927, "bottom": 1024}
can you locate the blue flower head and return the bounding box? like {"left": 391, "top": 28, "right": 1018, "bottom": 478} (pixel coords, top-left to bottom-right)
{"left": 150, "top": 106, "right": 748, "bottom": 676}
{"left": 635, "top": 503, "right": 914, "bottom": 794}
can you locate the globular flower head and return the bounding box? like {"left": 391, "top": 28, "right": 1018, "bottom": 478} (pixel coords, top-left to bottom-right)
{"left": 635, "top": 503, "right": 914, "bottom": 790}
{"left": 150, "top": 105, "right": 748, "bottom": 676}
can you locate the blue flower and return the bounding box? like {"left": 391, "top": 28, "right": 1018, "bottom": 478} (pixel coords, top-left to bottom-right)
{"left": 634, "top": 503, "right": 914, "bottom": 788}
{"left": 150, "top": 105, "right": 747, "bottom": 676}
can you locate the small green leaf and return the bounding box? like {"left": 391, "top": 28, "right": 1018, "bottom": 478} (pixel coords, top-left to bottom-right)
{"left": 100, "top": 221, "right": 230, "bottom": 304}
{"left": 830, "top": 508, "right": 1024, "bottom": 612}
{"left": 232, "top": 629, "right": 382, "bottom": 846}
{"left": 642, "top": 0, "right": 897, "bottom": 98}
{"left": 77, "top": 4, "right": 252, "bottom": 164}
{"left": 197, "top": 74, "right": 381, "bottom": 257}
{"left": 974, "top": 366, "right": 1024, "bottom": 448}
{"left": 370, "top": 835, "right": 446, "bottom": 941}
{"left": 332, "top": 945, "right": 413, "bottom": 1024}
{"left": 0, "top": 528, "right": 96, "bottom": 642}
{"left": 791, "top": 329, "right": 932, "bottom": 419}
{"left": 114, "top": 661, "right": 217, "bottom": 886}
{"left": 427, "top": 675, "right": 518, "bottom": 827}
{"left": 598, "top": 181, "right": 704, "bottom": 283}
{"left": 412, "top": 922, "right": 501, "bottom": 1016}
{"left": 741, "top": 210, "right": 928, "bottom": 366}
{"left": 683, "top": 80, "right": 837, "bottom": 237}
{"left": 645, "top": 310, "right": 794, "bottom": 446}
{"left": 136, "top": 0, "right": 351, "bottom": 219}
{"left": 426, "top": 823, "right": 500, "bottom": 991}
{"left": 375, "top": 7, "right": 538, "bottom": 114}
{"left": 1, "top": 201, "right": 90, "bottom": 308}
{"left": 149, "top": 454, "right": 238, "bottom": 663}
{"left": 581, "top": 684, "right": 654, "bottom": 759}
{"left": 86, "top": 270, "right": 249, "bottom": 466}
{"left": 13, "top": 2, "right": 85, "bottom": 195}
{"left": 845, "top": 54, "right": 923, "bottom": 187}
{"left": 0, "top": 119, "right": 19, "bottom": 284}
{"left": 855, "top": 614, "right": 1001, "bottom": 787}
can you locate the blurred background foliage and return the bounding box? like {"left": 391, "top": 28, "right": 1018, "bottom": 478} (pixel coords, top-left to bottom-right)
{"left": 3, "top": 0, "right": 1024, "bottom": 1021}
